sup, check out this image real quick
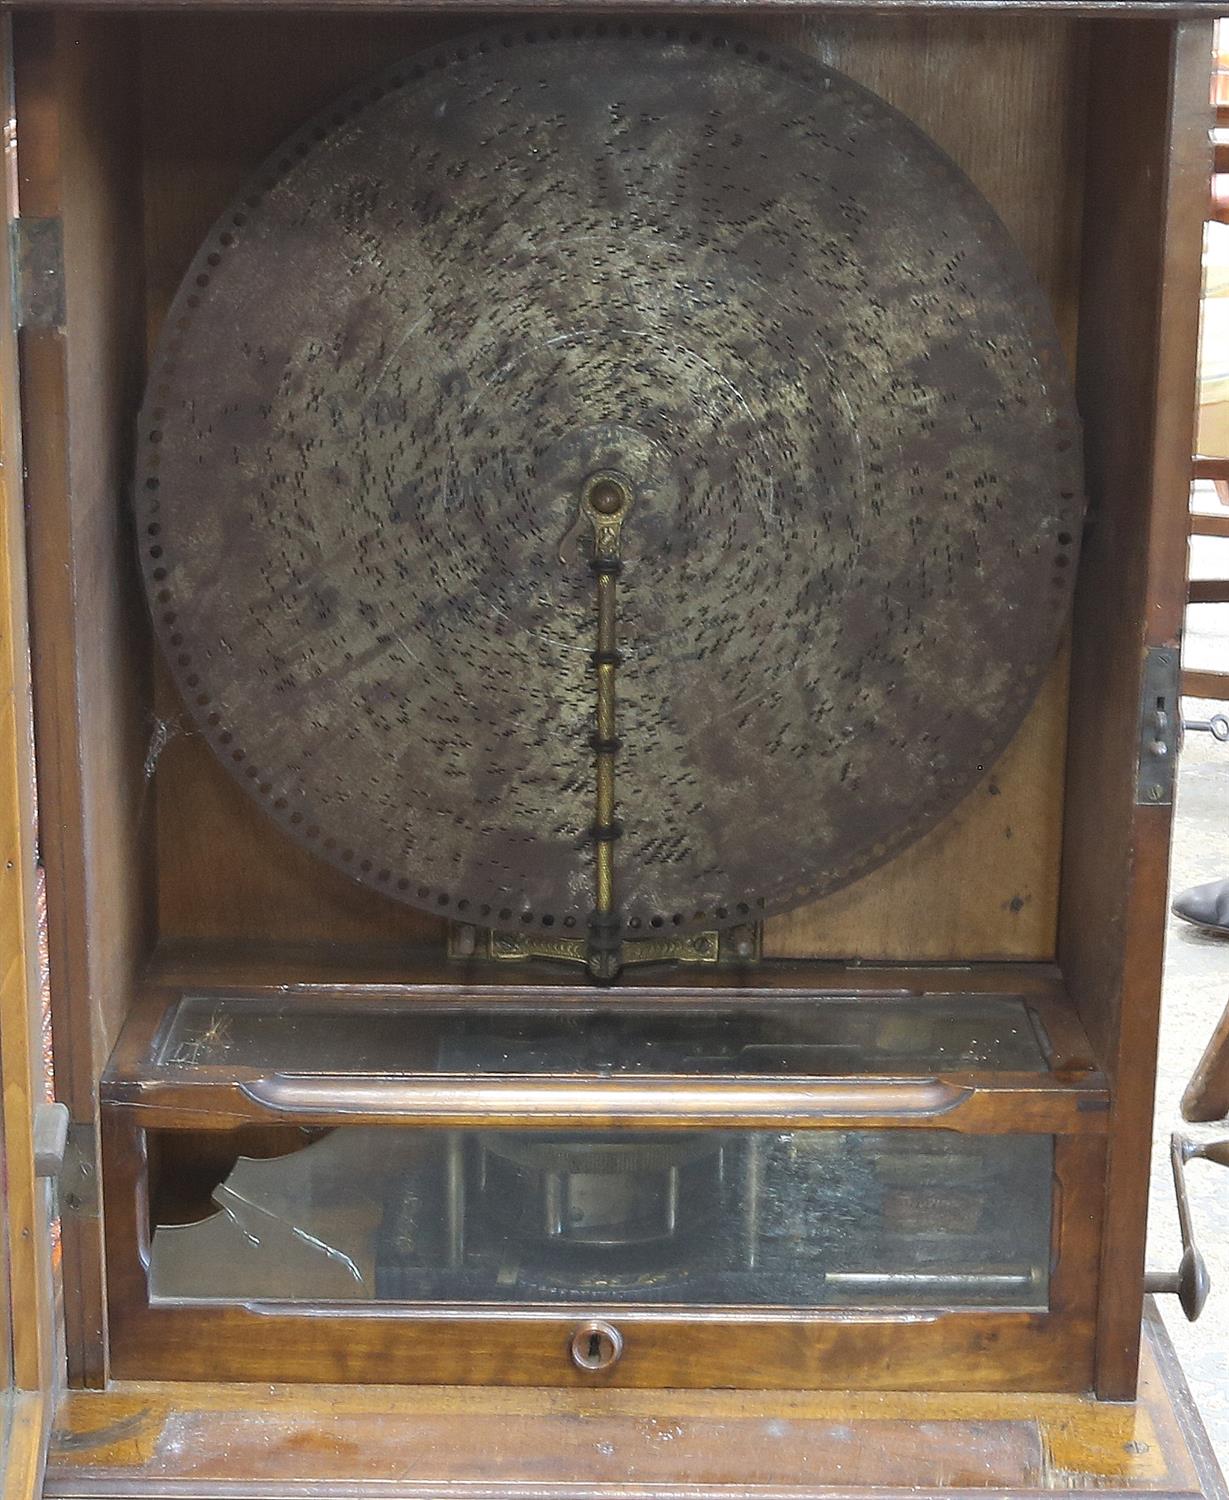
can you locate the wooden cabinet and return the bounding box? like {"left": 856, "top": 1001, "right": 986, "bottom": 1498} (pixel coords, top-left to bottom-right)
{"left": 98, "top": 976, "right": 1107, "bottom": 1388}
{"left": 0, "top": 53, "right": 60, "bottom": 1489}
{"left": 0, "top": 4, "right": 1223, "bottom": 1497}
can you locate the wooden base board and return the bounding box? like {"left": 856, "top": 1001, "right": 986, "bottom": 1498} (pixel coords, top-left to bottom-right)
{"left": 2, "top": 1394, "right": 48, "bottom": 1500}
{"left": 43, "top": 1305, "right": 1225, "bottom": 1500}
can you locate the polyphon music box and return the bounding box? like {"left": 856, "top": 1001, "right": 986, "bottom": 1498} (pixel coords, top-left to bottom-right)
{"left": 0, "top": 3, "right": 1222, "bottom": 1498}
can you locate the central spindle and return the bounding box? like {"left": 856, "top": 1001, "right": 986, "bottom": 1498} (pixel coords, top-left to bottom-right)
{"left": 578, "top": 470, "right": 634, "bottom": 981}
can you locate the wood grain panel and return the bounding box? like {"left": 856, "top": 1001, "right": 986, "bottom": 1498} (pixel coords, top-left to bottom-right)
{"left": 762, "top": 14, "right": 1083, "bottom": 960}
{"left": 139, "top": 14, "right": 476, "bottom": 947}
{"left": 99, "top": 1097, "right": 1105, "bottom": 1391}
{"left": 0, "top": 10, "right": 56, "bottom": 1423}
{"left": 153, "top": 662, "right": 442, "bottom": 945}
{"left": 42, "top": 1311, "right": 1218, "bottom": 1500}
{"left": 769, "top": 14, "right": 1087, "bottom": 349}
{"left": 138, "top": 11, "right": 478, "bottom": 341}
{"left": 765, "top": 652, "right": 1069, "bottom": 960}
{"left": 14, "top": 8, "right": 152, "bottom": 1390}
{"left": 1058, "top": 19, "right": 1212, "bottom": 1399}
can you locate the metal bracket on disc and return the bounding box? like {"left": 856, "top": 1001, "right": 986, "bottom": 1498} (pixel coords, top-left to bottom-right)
{"left": 447, "top": 922, "right": 761, "bottom": 968}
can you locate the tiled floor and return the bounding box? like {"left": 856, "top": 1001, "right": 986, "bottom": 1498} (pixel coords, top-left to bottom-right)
{"left": 1148, "top": 531, "right": 1229, "bottom": 1471}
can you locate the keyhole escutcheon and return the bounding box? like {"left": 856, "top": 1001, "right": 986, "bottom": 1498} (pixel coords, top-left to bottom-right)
{"left": 569, "top": 1319, "right": 623, "bottom": 1372}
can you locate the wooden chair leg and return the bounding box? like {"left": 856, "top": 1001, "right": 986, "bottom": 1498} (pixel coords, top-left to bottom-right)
{"left": 1181, "top": 995, "right": 1229, "bottom": 1122}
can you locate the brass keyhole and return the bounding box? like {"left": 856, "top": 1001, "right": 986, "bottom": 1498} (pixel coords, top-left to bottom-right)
{"left": 569, "top": 1319, "right": 623, "bottom": 1372}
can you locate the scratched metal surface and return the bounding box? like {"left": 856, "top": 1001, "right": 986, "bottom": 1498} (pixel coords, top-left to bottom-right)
{"left": 137, "top": 25, "right": 1083, "bottom": 938}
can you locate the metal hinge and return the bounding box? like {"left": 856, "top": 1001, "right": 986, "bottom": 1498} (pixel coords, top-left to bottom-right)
{"left": 1136, "top": 646, "right": 1181, "bottom": 807}
{"left": 58, "top": 1118, "right": 100, "bottom": 1220}
{"left": 11, "top": 216, "right": 65, "bottom": 330}
{"left": 33, "top": 1101, "right": 69, "bottom": 1179}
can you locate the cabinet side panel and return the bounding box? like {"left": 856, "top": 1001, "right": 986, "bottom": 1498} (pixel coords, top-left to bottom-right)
{"left": 15, "top": 11, "right": 153, "bottom": 1387}
{"left": 1060, "top": 18, "right": 1211, "bottom": 1399}
{"left": 0, "top": 9, "right": 57, "bottom": 1433}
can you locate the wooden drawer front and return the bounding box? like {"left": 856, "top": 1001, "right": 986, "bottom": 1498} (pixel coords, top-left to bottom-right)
{"left": 103, "top": 1110, "right": 1104, "bottom": 1390}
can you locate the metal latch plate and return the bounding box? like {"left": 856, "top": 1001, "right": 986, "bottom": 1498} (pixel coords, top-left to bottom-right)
{"left": 1136, "top": 646, "right": 1181, "bottom": 807}
{"left": 12, "top": 216, "right": 65, "bottom": 330}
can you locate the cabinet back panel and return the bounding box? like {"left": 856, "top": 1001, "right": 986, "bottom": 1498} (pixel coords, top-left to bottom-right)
{"left": 138, "top": 12, "right": 1084, "bottom": 960}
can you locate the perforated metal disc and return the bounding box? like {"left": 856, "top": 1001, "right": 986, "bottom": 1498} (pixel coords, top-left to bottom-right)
{"left": 137, "top": 25, "right": 1083, "bottom": 938}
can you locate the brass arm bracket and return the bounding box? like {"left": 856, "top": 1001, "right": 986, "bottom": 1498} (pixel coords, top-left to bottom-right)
{"left": 579, "top": 472, "right": 633, "bottom": 983}
{"left": 447, "top": 922, "right": 762, "bottom": 968}
{"left": 445, "top": 470, "right": 763, "bottom": 977}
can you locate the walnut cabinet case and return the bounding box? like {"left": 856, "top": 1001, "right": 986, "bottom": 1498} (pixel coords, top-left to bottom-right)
{"left": 0, "top": 3, "right": 1223, "bottom": 1499}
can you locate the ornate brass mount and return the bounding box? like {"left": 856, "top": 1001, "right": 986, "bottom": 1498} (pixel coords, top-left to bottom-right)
{"left": 448, "top": 468, "right": 765, "bottom": 977}
{"left": 579, "top": 471, "right": 632, "bottom": 983}
{"left": 447, "top": 922, "right": 762, "bottom": 967}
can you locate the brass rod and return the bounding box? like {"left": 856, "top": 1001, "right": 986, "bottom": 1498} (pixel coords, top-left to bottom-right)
{"left": 579, "top": 471, "right": 633, "bottom": 981}
{"left": 594, "top": 579, "right": 617, "bottom": 918}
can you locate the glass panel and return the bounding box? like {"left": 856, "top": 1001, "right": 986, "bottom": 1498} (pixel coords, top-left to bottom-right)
{"left": 156, "top": 993, "right": 1047, "bottom": 1075}
{"left": 148, "top": 1126, "right": 1052, "bottom": 1310}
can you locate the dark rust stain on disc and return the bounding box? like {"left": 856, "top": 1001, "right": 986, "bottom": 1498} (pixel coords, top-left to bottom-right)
{"left": 137, "top": 26, "right": 1083, "bottom": 937}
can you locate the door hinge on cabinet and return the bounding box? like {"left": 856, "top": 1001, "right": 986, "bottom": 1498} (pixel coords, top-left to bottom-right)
{"left": 33, "top": 1101, "right": 69, "bottom": 1179}
{"left": 1136, "top": 646, "right": 1181, "bottom": 807}
{"left": 11, "top": 215, "right": 65, "bottom": 330}
{"left": 58, "top": 1118, "right": 100, "bottom": 1220}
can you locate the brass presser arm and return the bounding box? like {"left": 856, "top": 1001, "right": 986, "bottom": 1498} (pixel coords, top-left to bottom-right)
{"left": 577, "top": 472, "right": 634, "bottom": 984}
{"left": 1144, "top": 1131, "right": 1229, "bottom": 1322}
{"left": 526, "top": 471, "right": 754, "bottom": 977}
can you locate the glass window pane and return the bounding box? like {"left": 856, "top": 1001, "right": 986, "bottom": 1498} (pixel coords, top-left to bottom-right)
{"left": 148, "top": 1126, "right": 1052, "bottom": 1311}
{"left": 156, "top": 993, "right": 1047, "bottom": 1075}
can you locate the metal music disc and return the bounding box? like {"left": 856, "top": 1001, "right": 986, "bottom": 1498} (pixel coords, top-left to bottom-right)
{"left": 137, "top": 25, "right": 1083, "bottom": 937}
